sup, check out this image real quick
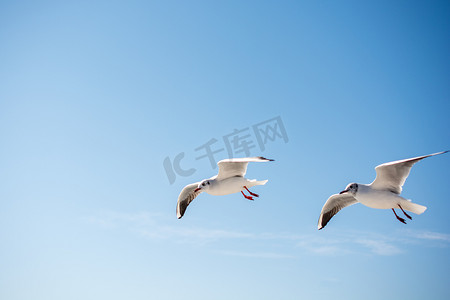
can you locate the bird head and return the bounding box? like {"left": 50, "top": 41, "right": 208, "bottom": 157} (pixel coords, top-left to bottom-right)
{"left": 194, "top": 179, "right": 212, "bottom": 192}
{"left": 340, "top": 183, "right": 358, "bottom": 195}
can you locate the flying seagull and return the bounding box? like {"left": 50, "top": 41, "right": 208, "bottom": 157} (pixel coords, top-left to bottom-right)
{"left": 176, "top": 156, "right": 274, "bottom": 219}
{"left": 318, "top": 151, "right": 448, "bottom": 230}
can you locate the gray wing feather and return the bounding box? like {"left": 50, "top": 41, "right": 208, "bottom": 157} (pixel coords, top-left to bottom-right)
{"left": 318, "top": 194, "right": 358, "bottom": 230}
{"left": 371, "top": 151, "right": 448, "bottom": 194}
{"left": 177, "top": 182, "right": 202, "bottom": 219}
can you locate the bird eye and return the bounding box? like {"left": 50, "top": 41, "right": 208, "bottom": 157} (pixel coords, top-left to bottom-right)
{"left": 207, "top": 182, "right": 210, "bottom": 185}
{"left": 202, "top": 182, "right": 205, "bottom": 186}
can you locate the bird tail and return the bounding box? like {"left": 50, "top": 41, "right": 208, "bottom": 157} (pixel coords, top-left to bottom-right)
{"left": 402, "top": 200, "right": 427, "bottom": 215}
{"left": 254, "top": 179, "right": 268, "bottom": 186}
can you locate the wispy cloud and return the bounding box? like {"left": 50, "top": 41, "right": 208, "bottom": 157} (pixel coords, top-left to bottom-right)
{"left": 87, "top": 211, "right": 450, "bottom": 257}
{"left": 293, "top": 232, "right": 403, "bottom": 256}
{"left": 356, "top": 239, "right": 402, "bottom": 256}
{"left": 217, "top": 250, "right": 295, "bottom": 259}
{"left": 295, "top": 235, "right": 353, "bottom": 256}
{"left": 87, "top": 211, "right": 256, "bottom": 244}
{"left": 406, "top": 230, "right": 450, "bottom": 242}
{"left": 139, "top": 225, "right": 255, "bottom": 244}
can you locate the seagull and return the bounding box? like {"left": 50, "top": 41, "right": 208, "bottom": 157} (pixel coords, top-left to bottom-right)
{"left": 318, "top": 151, "right": 448, "bottom": 230}
{"left": 176, "top": 156, "right": 274, "bottom": 219}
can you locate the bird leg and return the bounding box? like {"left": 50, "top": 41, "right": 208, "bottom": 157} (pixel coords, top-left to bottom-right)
{"left": 244, "top": 186, "right": 259, "bottom": 197}
{"left": 392, "top": 209, "right": 407, "bottom": 224}
{"left": 398, "top": 204, "right": 412, "bottom": 220}
{"left": 241, "top": 190, "right": 254, "bottom": 201}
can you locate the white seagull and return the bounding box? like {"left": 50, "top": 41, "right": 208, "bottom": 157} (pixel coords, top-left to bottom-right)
{"left": 177, "top": 156, "right": 274, "bottom": 219}
{"left": 318, "top": 151, "right": 448, "bottom": 230}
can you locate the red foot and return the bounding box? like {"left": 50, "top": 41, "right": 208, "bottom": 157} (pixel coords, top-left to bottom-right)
{"left": 398, "top": 204, "right": 412, "bottom": 220}
{"left": 244, "top": 186, "right": 259, "bottom": 197}
{"left": 241, "top": 191, "right": 254, "bottom": 200}
{"left": 392, "top": 208, "right": 407, "bottom": 224}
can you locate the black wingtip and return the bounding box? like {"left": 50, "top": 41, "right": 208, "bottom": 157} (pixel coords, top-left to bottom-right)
{"left": 258, "top": 156, "right": 275, "bottom": 161}
{"left": 435, "top": 150, "right": 449, "bottom": 155}
{"left": 318, "top": 220, "right": 325, "bottom": 230}
{"left": 428, "top": 150, "right": 449, "bottom": 158}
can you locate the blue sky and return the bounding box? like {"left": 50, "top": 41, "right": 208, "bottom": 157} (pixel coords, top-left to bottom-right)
{"left": 1, "top": 0, "right": 449, "bottom": 299}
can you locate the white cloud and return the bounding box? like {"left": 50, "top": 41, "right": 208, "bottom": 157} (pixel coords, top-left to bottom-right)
{"left": 295, "top": 235, "right": 352, "bottom": 256}
{"left": 86, "top": 211, "right": 450, "bottom": 257}
{"left": 87, "top": 211, "right": 256, "bottom": 244}
{"left": 356, "top": 239, "right": 403, "bottom": 256}
{"left": 408, "top": 230, "right": 450, "bottom": 242}
{"left": 217, "top": 250, "right": 294, "bottom": 259}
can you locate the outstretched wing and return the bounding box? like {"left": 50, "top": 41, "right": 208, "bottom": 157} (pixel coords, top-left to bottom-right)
{"left": 177, "top": 182, "right": 202, "bottom": 219}
{"left": 371, "top": 151, "right": 448, "bottom": 194}
{"left": 216, "top": 156, "right": 274, "bottom": 180}
{"left": 318, "top": 194, "right": 358, "bottom": 230}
